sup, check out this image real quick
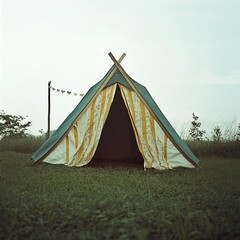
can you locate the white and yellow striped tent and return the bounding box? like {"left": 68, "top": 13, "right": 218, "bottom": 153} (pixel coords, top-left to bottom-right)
{"left": 32, "top": 53, "right": 199, "bottom": 170}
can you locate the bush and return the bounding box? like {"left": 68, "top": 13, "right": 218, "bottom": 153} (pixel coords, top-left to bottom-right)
{"left": 0, "top": 110, "right": 32, "bottom": 139}
{"left": 188, "top": 113, "right": 206, "bottom": 141}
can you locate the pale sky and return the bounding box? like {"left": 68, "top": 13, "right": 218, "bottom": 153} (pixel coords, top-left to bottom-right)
{"left": 1, "top": 0, "right": 240, "bottom": 136}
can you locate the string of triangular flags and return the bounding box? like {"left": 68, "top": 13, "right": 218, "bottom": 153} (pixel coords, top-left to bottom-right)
{"left": 49, "top": 85, "right": 85, "bottom": 97}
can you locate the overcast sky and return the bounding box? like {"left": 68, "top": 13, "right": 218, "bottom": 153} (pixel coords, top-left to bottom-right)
{"left": 1, "top": 0, "right": 240, "bottom": 136}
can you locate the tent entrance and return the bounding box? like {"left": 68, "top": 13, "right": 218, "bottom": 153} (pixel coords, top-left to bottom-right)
{"left": 90, "top": 85, "right": 144, "bottom": 167}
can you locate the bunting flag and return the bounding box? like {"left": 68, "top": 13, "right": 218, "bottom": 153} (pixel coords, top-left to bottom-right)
{"left": 49, "top": 85, "right": 85, "bottom": 97}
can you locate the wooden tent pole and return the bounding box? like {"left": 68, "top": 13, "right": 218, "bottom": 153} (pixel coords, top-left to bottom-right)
{"left": 47, "top": 81, "right": 51, "bottom": 139}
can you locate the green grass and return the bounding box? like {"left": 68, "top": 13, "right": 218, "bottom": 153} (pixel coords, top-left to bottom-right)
{"left": 0, "top": 152, "right": 240, "bottom": 240}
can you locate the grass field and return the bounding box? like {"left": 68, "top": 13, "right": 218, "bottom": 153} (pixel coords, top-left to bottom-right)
{"left": 0, "top": 152, "right": 240, "bottom": 240}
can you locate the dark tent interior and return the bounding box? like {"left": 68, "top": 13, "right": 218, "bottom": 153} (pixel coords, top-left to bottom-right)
{"left": 90, "top": 85, "right": 144, "bottom": 167}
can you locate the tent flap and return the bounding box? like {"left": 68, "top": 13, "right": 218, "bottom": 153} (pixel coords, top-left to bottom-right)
{"left": 43, "top": 84, "right": 117, "bottom": 166}
{"left": 119, "top": 85, "right": 195, "bottom": 169}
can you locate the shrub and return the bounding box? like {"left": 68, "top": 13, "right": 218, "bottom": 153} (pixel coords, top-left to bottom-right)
{"left": 212, "top": 125, "right": 222, "bottom": 142}
{"left": 188, "top": 113, "right": 206, "bottom": 141}
{"left": 0, "top": 110, "right": 31, "bottom": 139}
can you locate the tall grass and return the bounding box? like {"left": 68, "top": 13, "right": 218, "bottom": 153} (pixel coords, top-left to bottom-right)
{"left": 0, "top": 135, "right": 45, "bottom": 153}
{"left": 186, "top": 140, "right": 240, "bottom": 158}
{"left": 0, "top": 152, "right": 239, "bottom": 239}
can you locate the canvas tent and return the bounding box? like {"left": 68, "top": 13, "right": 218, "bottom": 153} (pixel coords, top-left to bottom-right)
{"left": 32, "top": 53, "right": 199, "bottom": 170}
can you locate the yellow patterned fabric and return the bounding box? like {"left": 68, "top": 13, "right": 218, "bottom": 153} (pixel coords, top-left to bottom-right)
{"left": 119, "top": 85, "right": 170, "bottom": 170}
{"left": 64, "top": 84, "right": 117, "bottom": 167}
